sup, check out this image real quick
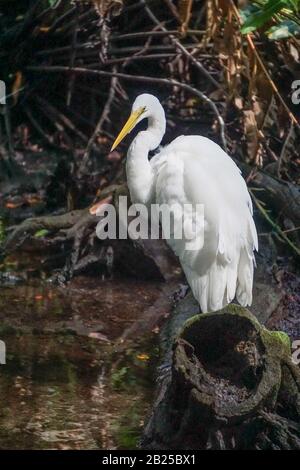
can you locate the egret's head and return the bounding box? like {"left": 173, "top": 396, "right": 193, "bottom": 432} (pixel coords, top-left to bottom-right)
{"left": 111, "top": 93, "right": 162, "bottom": 151}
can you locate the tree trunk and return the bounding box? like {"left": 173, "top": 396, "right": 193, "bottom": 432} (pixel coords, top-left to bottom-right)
{"left": 142, "top": 305, "right": 300, "bottom": 449}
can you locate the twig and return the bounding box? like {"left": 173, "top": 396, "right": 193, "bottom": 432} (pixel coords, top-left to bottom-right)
{"left": 110, "top": 44, "right": 203, "bottom": 54}
{"left": 47, "top": 6, "right": 77, "bottom": 34}
{"left": 37, "top": 41, "right": 202, "bottom": 58}
{"left": 79, "top": 73, "right": 118, "bottom": 174}
{"left": 86, "top": 53, "right": 177, "bottom": 67}
{"left": 163, "top": 0, "right": 180, "bottom": 22}
{"left": 122, "top": 26, "right": 160, "bottom": 68}
{"left": 50, "top": 89, "right": 106, "bottom": 133}
{"left": 15, "top": 0, "right": 44, "bottom": 42}
{"left": 250, "top": 189, "right": 300, "bottom": 257}
{"left": 66, "top": 12, "right": 79, "bottom": 106}
{"left": 23, "top": 107, "right": 55, "bottom": 147}
{"left": 112, "top": 30, "right": 205, "bottom": 40}
{"left": 59, "top": 8, "right": 95, "bottom": 35}
{"left": 36, "top": 42, "right": 100, "bottom": 57}
{"left": 230, "top": 0, "right": 300, "bottom": 132}
{"left": 27, "top": 65, "right": 228, "bottom": 150}
{"left": 283, "top": 226, "right": 300, "bottom": 234}
{"left": 2, "top": 209, "right": 91, "bottom": 255}
{"left": 34, "top": 94, "right": 89, "bottom": 143}
{"left": 142, "top": 0, "right": 222, "bottom": 90}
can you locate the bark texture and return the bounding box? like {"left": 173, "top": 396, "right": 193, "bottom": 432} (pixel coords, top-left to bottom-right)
{"left": 142, "top": 305, "right": 300, "bottom": 449}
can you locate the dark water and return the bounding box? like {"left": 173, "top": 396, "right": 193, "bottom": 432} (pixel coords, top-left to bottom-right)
{"left": 0, "top": 272, "right": 162, "bottom": 449}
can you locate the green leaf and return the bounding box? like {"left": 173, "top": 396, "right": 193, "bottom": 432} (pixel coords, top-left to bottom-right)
{"left": 267, "top": 19, "right": 300, "bottom": 39}
{"left": 239, "top": 3, "right": 261, "bottom": 24}
{"left": 48, "top": 0, "right": 60, "bottom": 7}
{"left": 241, "top": 0, "right": 286, "bottom": 34}
{"left": 288, "top": 0, "right": 300, "bottom": 11}
{"left": 34, "top": 229, "right": 49, "bottom": 238}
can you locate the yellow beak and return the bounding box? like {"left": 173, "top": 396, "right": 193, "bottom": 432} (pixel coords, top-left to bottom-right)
{"left": 110, "top": 108, "right": 145, "bottom": 152}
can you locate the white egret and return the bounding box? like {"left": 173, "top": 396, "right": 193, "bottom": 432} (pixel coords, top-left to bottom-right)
{"left": 111, "top": 94, "right": 258, "bottom": 313}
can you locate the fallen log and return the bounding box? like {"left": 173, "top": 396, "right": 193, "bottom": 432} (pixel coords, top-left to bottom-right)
{"left": 142, "top": 305, "right": 300, "bottom": 449}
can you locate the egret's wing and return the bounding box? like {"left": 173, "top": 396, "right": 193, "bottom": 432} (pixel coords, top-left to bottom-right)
{"left": 155, "top": 136, "right": 257, "bottom": 313}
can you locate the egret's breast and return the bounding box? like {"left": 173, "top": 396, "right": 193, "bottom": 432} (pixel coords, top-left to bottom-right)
{"left": 155, "top": 152, "right": 186, "bottom": 207}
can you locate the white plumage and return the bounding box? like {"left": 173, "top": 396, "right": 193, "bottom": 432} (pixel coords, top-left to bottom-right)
{"left": 111, "top": 94, "right": 258, "bottom": 313}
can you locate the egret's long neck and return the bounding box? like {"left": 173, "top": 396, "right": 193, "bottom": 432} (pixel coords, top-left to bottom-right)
{"left": 126, "top": 110, "right": 166, "bottom": 205}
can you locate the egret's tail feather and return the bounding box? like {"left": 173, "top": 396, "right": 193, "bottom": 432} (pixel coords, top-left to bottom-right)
{"left": 236, "top": 248, "right": 254, "bottom": 307}
{"left": 183, "top": 262, "right": 230, "bottom": 313}
{"left": 183, "top": 248, "right": 255, "bottom": 313}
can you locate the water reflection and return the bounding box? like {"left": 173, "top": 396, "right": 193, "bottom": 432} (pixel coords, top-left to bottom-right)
{"left": 0, "top": 277, "right": 161, "bottom": 449}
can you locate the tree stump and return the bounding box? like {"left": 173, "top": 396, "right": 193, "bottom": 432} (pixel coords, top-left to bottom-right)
{"left": 142, "top": 305, "right": 300, "bottom": 449}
